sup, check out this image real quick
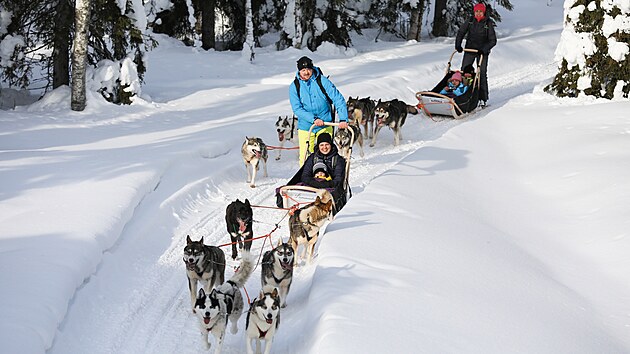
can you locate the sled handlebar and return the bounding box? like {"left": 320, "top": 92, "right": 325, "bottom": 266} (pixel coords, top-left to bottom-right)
{"left": 447, "top": 49, "right": 484, "bottom": 76}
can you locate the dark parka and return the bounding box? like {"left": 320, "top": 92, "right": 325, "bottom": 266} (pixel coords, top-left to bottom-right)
{"left": 301, "top": 144, "right": 346, "bottom": 191}
{"left": 455, "top": 16, "right": 497, "bottom": 55}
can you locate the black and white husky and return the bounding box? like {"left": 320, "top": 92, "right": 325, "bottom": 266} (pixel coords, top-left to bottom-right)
{"left": 242, "top": 136, "right": 268, "bottom": 188}
{"left": 371, "top": 99, "right": 410, "bottom": 147}
{"left": 245, "top": 285, "right": 281, "bottom": 354}
{"left": 183, "top": 235, "right": 226, "bottom": 312}
{"left": 274, "top": 115, "right": 297, "bottom": 160}
{"left": 334, "top": 121, "right": 364, "bottom": 159}
{"left": 225, "top": 198, "right": 253, "bottom": 260}
{"left": 261, "top": 240, "right": 294, "bottom": 308}
{"left": 194, "top": 257, "right": 254, "bottom": 353}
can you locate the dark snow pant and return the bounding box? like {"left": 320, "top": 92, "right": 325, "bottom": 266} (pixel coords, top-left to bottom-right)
{"left": 462, "top": 52, "right": 489, "bottom": 102}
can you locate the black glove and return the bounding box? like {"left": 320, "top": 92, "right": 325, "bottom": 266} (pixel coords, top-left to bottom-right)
{"left": 456, "top": 45, "right": 463, "bottom": 53}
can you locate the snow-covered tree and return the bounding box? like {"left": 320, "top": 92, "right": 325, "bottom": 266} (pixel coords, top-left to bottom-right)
{"left": 71, "top": 0, "right": 91, "bottom": 111}
{"left": 546, "top": 0, "right": 629, "bottom": 99}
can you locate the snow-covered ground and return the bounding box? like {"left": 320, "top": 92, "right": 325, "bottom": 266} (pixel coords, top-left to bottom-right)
{"left": 1, "top": 1, "right": 629, "bottom": 353}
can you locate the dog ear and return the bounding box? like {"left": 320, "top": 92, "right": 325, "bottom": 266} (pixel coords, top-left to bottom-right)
{"left": 200, "top": 236, "right": 204, "bottom": 244}
{"left": 244, "top": 199, "right": 250, "bottom": 207}
{"left": 259, "top": 289, "right": 265, "bottom": 299}
{"left": 276, "top": 238, "right": 283, "bottom": 248}
{"left": 198, "top": 288, "right": 206, "bottom": 299}
{"left": 186, "top": 235, "right": 192, "bottom": 244}
{"left": 325, "top": 200, "right": 333, "bottom": 211}
{"left": 271, "top": 287, "right": 279, "bottom": 298}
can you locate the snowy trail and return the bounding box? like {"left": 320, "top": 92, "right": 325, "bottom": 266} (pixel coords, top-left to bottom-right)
{"left": 47, "top": 28, "right": 562, "bottom": 352}
{"left": 48, "top": 109, "right": 463, "bottom": 353}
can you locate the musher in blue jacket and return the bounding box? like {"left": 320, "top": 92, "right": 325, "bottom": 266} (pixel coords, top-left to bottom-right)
{"left": 289, "top": 56, "right": 348, "bottom": 166}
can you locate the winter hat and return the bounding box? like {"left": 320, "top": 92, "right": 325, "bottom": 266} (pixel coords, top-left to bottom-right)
{"left": 463, "top": 64, "right": 475, "bottom": 75}
{"left": 316, "top": 132, "right": 333, "bottom": 146}
{"left": 474, "top": 3, "right": 486, "bottom": 13}
{"left": 297, "top": 56, "right": 314, "bottom": 70}
{"left": 313, "top": 162, "right": 328, "bottom": 175}
{"left": 450, "top": 71, "right": 463, "bottom": 82}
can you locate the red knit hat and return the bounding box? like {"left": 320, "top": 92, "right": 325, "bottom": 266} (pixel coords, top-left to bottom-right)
{"left": 474, "top": 3, "right": 486, "bottom": 13}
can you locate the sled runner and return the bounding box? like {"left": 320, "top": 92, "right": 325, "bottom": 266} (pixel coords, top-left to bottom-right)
{"left": 275, "top": 122, "right": 353, "bottom": 214}
{"left": 416, "top": 49, "right": 482, "bottom": 119}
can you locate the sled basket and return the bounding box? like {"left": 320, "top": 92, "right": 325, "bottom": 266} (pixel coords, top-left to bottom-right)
{"left": 416, "top": 49, "right": 483, "bottom": 119}
{"left": 275, "top": 122, "right": 352, "bottom": 215}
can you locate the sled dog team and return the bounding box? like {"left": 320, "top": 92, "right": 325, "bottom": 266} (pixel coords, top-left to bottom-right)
{"left": 183, "top": 192, "right": 333, "bottom": 353}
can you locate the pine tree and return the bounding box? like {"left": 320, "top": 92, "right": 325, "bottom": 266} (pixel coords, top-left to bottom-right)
{"left": 546, "top": 0, "right": 629, "bottom": 99}
{"left": 369, "top": 0, "right": 428, "bottom": 41}
{"left": 432, "top": 0, "right": 513, "bottom": 38}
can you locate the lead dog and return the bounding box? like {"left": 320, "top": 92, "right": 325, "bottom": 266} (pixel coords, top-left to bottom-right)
{"left": 347, "top": 96, "right": 376, "bottom": 139}
{"left": 261, "top": 240, "right": 294, "bottom": 308}
{"left": 183, "top": 236, "right": 226, "bottom": 312}
{"left": 274, "top": 116, "right": 297, "bottom": 160}
{"left": 242, "top": 137, "right": 268, "bottom": 188}
{"left": 289, "top": 195, "right": 334, "bottom": 266}
{"left": 245, "top": 285, "right": 281, "bottom": 354}
{"left": 194, "top": 257, "right": 254, "bottom": 353}
{"left": 225, "top": 198, "right": 253, "bottom": 260}
{"left": 334, "top": 121, "right": 364, "bottom": 158}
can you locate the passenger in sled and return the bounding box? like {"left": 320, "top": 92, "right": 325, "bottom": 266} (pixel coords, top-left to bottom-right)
{"left": 276, "top": 132, "right": 348, "bottom": 213}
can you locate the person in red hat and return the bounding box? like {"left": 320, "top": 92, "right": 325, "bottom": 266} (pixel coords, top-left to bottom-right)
{"left": 455, "top": 2, "right": 497, "bottom": 107}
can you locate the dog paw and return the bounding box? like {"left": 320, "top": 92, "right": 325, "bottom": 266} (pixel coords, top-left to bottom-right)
{"left": 369, "top": 143, "right": 375, "bottom": 147}
{"left": 250, "top": 184, "right": 256, "bottom": 188}
{"left": 275, "top": 157, "right": 281, "bottom": 161}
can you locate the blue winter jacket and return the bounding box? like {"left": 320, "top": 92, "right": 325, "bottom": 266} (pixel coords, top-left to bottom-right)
{"left": 289, "top": 66, "right": 348, "bottom": 133}
{"left": 440, "top": 81, "right": 469, "bottom": 96}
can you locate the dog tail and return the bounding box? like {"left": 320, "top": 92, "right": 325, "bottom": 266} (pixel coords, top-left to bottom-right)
{"left": 229, "top": 256, "right": 255, "bottom": 288}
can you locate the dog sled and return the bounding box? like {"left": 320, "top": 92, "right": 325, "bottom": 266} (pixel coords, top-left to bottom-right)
{"left": 275, "top": 122, "right": 354, "bottom": 214}
{"left": 416, "top": 49, "right": 482, "bottom": 119}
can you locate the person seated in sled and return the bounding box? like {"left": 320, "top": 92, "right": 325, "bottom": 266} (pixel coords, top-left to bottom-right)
{"left": 301, "top": 132, "right": 347, "bottom": 207}
{"left": 313, "top": 164, "right": 332, "bottom": 182}
{"left": 439, "top": 71, "right": 468, "bottom": 98}
{"left": 462, "top": 64, "right": 475, "bottom": 87}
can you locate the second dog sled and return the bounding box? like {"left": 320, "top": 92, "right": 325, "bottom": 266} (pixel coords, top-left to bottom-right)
{"left": 416, "top": 49, "right": 482, "bottom": 119}
{"left": 275, "top": 122, "right": 354, "bottom": 214}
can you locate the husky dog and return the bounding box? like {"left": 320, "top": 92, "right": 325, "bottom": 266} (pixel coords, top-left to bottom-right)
{"left": 245, "top": 285, "right": 281, "bottom": 354}
{"left": 371, "top": 99, "right": 413, "bottom": 147}
{"left": 183, "top": 236, "right": 226, "bottom": 312}
{"left": 261, "top": 240, "right": 294, "bottom": 308}
{"left": 242, "top": 137, "right": 268, "bottom": 188}
{"left": 274, "top": 116, "right": 297, "bottom": 160}
{"left": 334, "top": 121, "right": 364, "bottom": 159}
{"left": 194, "top": 257, "right": 255, "bottom": 353}
{"left": 347, "top": 96, "right": 376, "bottom": 139}
{"left": 225, "top": 198, "right": 253, "bottom": 260}
{"left": 289, "top": 196, "right": 334, "bottom": 265}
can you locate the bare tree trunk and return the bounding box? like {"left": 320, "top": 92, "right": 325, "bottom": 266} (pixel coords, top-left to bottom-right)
{"left": 242, "top": 0, "right": 255, "bottom": 61}
{"left": 293, "top": 0, "right": 302, "bottom": 49}
{"left": 53, "top": 0, "right": 72, "bottom": 88}
{"left": 407, "top": 6, "right": 421, "bottom": 41}
{"left": 71, "top": 0, "right": 91, "bottom": 111}
{"left": 431, "top": 0, "right": 448, "bottom": 37}
{"left": 201, "top": 0, "right": 216, "bottom": 50}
